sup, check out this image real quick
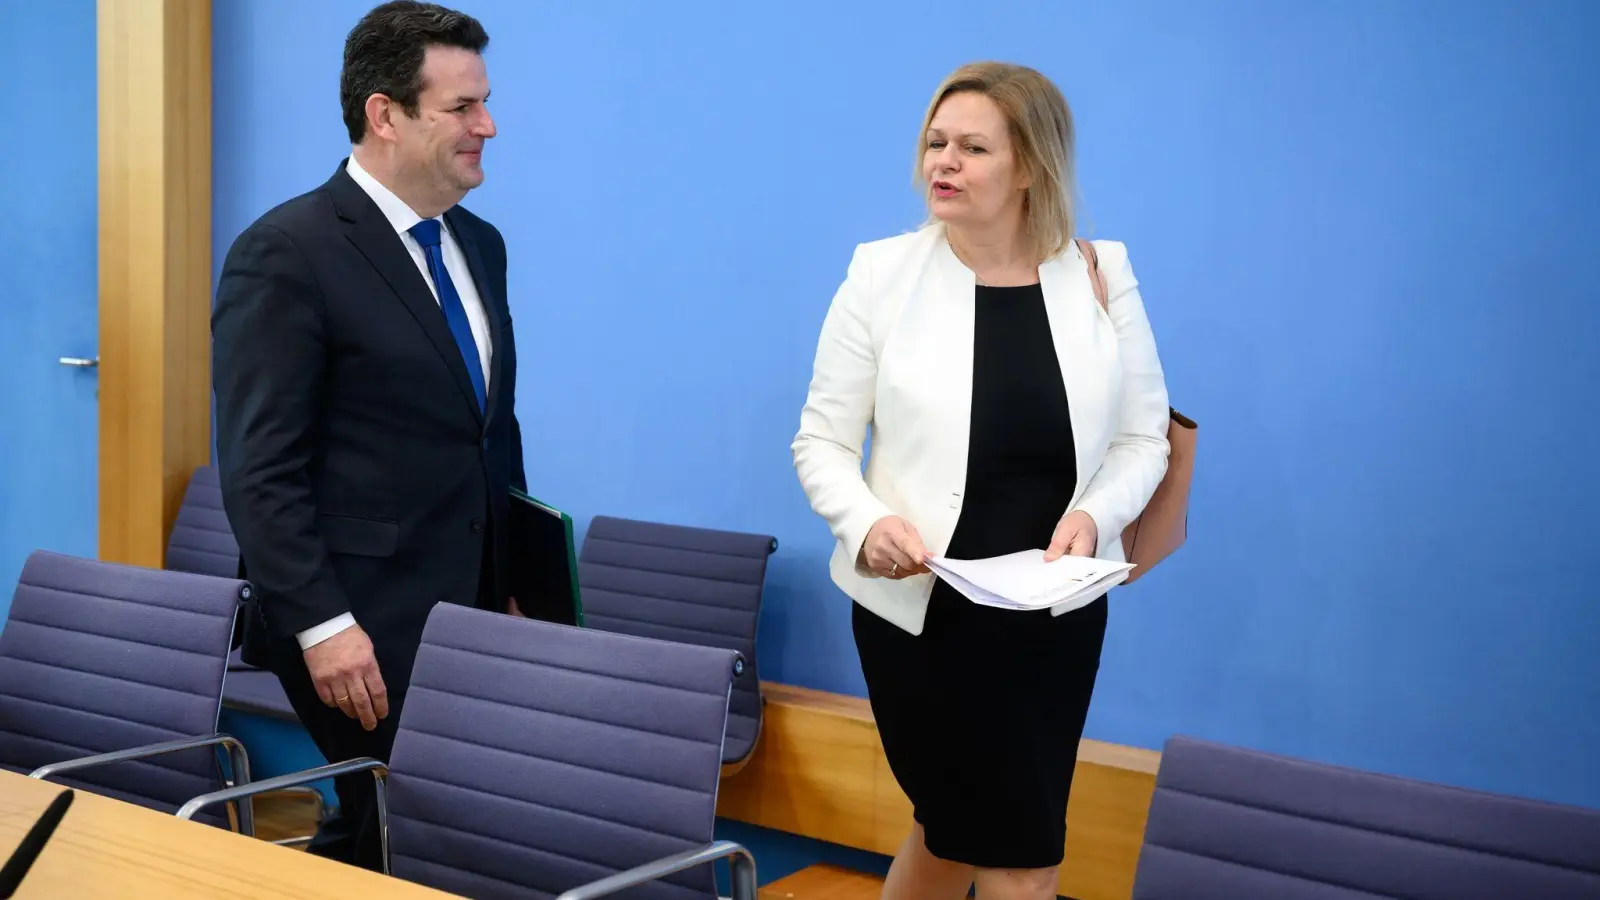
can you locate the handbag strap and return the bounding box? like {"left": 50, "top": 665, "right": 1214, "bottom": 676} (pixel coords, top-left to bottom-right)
{"left": 1074, "top": 238, "right": 1108, "bottom": 311}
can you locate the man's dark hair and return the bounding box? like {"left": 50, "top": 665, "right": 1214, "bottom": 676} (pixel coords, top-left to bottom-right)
{"left": 340, "top": 1, "right": 489, "bottom": 144}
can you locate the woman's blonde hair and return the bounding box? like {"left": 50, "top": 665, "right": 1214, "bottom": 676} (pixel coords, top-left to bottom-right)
{"left": 915, "top": 62, "right": 1078, "bottom": 262}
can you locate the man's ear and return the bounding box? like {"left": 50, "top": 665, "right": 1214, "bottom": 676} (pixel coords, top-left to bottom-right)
{"left": 363, "top": 93, "right": 398, "bottom": 142}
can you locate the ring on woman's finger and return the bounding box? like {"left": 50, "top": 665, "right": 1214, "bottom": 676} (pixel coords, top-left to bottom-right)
{"left": 890, "top": 563, "right": 898, "bottom": 577}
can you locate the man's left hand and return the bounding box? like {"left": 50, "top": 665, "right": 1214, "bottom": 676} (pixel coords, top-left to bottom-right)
{"left": 506, "top": 596, "right": 525, "bottom": 617}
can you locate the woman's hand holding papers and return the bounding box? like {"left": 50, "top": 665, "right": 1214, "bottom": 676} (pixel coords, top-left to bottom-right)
{"left": 861, "top": 515, "right": 933, "bottom": 579}
{"left": 1044, "top": 510, "right": 1099, "bottom": 561}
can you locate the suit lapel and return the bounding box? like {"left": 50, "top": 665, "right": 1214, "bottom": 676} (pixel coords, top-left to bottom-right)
{"left": 1040, "top": 244, "right": 1117, "bottom": 510}
{"left": 444, "top": 207, "right": 505, "bottom": 423}
{"left": 329, "top": 167, "right": 484, "bottom": 423}
{"left": 887, "top": 234, "right": 975, "bottom": 549}
{"left": 926, "top": 236, "right": 976, "bottom": 459}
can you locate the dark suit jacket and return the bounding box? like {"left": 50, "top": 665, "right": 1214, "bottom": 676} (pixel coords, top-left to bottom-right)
{"left": 212, "top": 160, "right": 526, "bottom": 688}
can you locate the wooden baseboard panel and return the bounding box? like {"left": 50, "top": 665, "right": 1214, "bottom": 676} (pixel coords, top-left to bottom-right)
{"left": 757, "top": 864, "right": 883, "bottom": 899}
{"left": 716, "top": 683, "right": 1160, "bottom": 900}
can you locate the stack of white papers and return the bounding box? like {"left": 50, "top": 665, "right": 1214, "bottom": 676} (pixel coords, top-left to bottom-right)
{"left": 925, "top": 550, "right": 1134, "bottom": 613}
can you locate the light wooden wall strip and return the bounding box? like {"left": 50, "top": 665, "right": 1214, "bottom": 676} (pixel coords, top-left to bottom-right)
{"left": 98, "top": 0, "right": 212, "bottom": 566}
{"left": 716, "top": 682, "right": 1160, "bottom": 900}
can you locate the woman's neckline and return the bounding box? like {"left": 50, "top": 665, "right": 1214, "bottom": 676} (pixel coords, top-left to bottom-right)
{"left": 941, "top": 232, "right": 1041, "bottom": 288}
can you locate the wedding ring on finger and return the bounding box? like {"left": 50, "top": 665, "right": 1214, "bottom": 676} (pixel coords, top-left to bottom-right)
{"left": 890, "top": 563, "right": 898, "bottom": 577}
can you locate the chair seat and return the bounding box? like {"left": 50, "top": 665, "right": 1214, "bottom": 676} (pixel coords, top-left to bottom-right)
{"left": 577, "top": 516, "right": 777, "bottom": 769}
{"left": 0, "top": 551, "right": 245, "bottom": 827}
{"left": 1134, "top": 735, "right": 1600, "bottom": 899}
{"left": 222, "top": 667, "right": 299, "bottom": 721}
{"left": 381, "top": 605, "right": 745, "bottom": 899}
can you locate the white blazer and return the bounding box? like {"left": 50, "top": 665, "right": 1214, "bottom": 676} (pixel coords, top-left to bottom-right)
{"left": 791, "top": 223, "right": 1171, "bottom": 635}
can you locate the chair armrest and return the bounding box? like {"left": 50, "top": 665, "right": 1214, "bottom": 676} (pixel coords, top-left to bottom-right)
{"left": 555, "top": 840, "right": 757, "bottom": 900}
{"left": 28, "top": 733, "right": 249, "bottom": 781}
{"left": 177, "top": 758, "right": 390, "bottom": 873}
{"left": 29, "top": 733, "right": 256, "bottom": 836}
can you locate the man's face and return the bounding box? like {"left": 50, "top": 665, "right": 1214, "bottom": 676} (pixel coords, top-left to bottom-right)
{"left": 391, "top": 45, "right": 495, "bottom": 199}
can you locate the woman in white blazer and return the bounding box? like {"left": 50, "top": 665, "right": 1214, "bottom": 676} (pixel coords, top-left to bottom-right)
{"left": 792, "top": 62, "right": 1171, "bottom": 900}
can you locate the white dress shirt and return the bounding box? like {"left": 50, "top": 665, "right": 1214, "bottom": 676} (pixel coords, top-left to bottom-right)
{"left": 295, "top": 155, "right": 495, "bottom": 651}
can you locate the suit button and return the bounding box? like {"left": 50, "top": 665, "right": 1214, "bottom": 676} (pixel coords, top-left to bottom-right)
{"left": 470, "top": 518, "right": 485, "bottom": 534}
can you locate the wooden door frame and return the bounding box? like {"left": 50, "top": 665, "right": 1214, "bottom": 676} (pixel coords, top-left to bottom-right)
{"left": 98, "top": 0, "right": 211, "bottom": 566}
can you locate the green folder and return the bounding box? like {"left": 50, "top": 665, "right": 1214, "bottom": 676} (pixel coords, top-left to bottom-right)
{"left": 507, "top": 487, "right": 584, "bottom": 627}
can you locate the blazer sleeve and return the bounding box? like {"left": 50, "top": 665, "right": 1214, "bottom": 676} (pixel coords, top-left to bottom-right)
{"left": 792, "top": 244, "right": 896, "bottom": 574}
{"left": 485, "top": 221, "right": 527, "bottom": 493}
{"left": 212, "top": 223, "right": 352, "bottom": 640}
{"left": 1071, "top": 240, "right": 1172, "bottom": 549}
{"left": 510, "top": 411, "right": 528, "bottom": 492}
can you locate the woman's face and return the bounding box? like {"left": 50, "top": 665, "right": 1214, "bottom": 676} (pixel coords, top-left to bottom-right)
{"left": 921, "top": 91, "right": 1029, "bottom": 231}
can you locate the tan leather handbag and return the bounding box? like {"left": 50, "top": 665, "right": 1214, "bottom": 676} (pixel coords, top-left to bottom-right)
{"left": 1076, "top": 238, "right": 1196, "bottom": 583}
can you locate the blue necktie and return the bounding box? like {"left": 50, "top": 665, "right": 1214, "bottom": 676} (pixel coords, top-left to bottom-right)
{"left": 409, "top": 219, "right": 486, "bottom": 413}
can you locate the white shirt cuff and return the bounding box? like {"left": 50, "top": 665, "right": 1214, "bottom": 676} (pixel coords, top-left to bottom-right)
{"left": 295, "top": 613, "right": 356, "bottom": 650}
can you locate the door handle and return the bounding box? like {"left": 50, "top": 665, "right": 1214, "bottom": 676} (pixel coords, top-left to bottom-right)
{"left": 59, "top": 356, "right": 99, "bottom": 367}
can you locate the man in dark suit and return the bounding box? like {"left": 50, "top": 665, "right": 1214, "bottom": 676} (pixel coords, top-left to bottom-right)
{"left": 212, "top": 1, "right": 523, "bottom": 870}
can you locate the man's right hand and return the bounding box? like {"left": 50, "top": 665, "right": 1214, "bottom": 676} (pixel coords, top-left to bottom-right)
{"left": 304, "top": 625, "right": 388, "bottom": 731}
{"left": 860, "top": 516, "right": 932, "bottom": 580}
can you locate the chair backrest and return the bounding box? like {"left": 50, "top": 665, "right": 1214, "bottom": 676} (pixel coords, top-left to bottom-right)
{"left": 0, "top": 550, "right": 246, "bottom": 814}
{"left": 578, "top": 515, "right": 775, "bottom": 764}
{"left": 1133, "top": 735, "right": 1600, "bottom": 900}
{"left": 165, "top": 465, "right": 240, "bottom": 578}
{"left": 387, "top": 602, "right": 741, "bottom": 900}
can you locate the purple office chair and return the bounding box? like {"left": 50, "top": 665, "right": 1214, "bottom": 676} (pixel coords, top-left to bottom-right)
{"left": 1133, "top": 734, "right": 1600, "bottom": 899}
{"left": 167, "top": 464, "right": 304, "bottom": 734}
{"left": 579, "top": 515, "right": 776, "bottom": 770}
{"left": 165, "top": 464, "right": 326, "bottom": 841}
{"left": 0, "top": 550, "right": 254, "bottom": 833}
{"left": 164, "top": 464, "right": 241, "bottom": 579}
{"left": 179, "top": 602, "right": 757, "bottom": 899}
{"left": 164, "top": 465, "right": 295, "bottom": 719}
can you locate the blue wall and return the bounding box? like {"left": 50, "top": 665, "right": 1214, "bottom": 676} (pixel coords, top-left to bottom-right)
{"left": 214, "top": 0, "right": 1600, "bottom": 813}
{"left": 0, "top": 5, "right": 98, "bottom": 624}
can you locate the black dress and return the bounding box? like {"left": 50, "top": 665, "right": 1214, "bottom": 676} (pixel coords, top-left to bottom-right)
{"left": 852, "top": 282, "right": 1110, "bottom": 870}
